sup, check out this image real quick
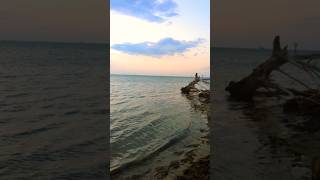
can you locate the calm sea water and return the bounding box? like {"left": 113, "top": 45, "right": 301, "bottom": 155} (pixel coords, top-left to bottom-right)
{"left": 110, "top": 74, "right": 209, "bottom": 177}
{"left": 0, "top": 42, "right": 108, "bottom": 179}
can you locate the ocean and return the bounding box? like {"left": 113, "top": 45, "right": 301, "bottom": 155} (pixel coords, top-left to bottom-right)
{"left": 4, "top": 42, "right": 318, "bottom": 179}
{"left": 110, "top": 74, "right": 209, "bottom": 178}
{"left": 0, "top": 42, "right": 108, "bottom": 179}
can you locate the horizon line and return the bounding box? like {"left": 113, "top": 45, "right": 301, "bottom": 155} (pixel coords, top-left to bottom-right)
{"left": 2, "top": 40, "right": 318, "bottom": 51}
{"left": 213, "top": 46, "right": 320, "bottom": 52}
{"left": 0, "top": 40, "right": 108, "bottom": 45}
{"left": 111, "top": 73, "right": 210, "bottom": 78}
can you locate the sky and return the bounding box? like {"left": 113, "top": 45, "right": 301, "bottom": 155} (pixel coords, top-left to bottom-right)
{"left": 0, "top": 0, "right": 107, "bottom": 43}
{"left": 110, "top": 0, "right": 210, "bottom": 77}
{"left": 213, "top": 0, "right": 320, "bottom": 50}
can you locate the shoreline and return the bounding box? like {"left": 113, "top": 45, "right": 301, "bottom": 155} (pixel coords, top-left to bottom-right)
{"left": 110, "top": 76, "right": 210, "bottom": 179}
{"left": 171, "top": 78, "right": 210, "bottom": 180}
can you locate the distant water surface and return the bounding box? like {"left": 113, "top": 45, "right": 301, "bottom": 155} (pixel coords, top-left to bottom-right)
{"left": 0, "top": 42, "right": 107, "bottom": 179}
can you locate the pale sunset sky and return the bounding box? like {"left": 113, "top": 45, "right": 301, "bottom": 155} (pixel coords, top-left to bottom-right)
{"left": 110, "top": 0, "right": 210, "bottom": 77}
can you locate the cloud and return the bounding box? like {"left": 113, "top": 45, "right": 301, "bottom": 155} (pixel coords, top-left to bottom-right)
{"left": 110, "top": 0, "right": 178, "bottom": 23}
{"left": 165, "top": 21, "right": 173, "bottom": 26}
{"left": 112, "top": 38, "right": 204, "bottom": 57}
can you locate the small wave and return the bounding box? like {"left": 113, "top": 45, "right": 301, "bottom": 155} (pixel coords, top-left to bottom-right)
{"left": 6, "top": 93, "right": 29, "bottom": 98}
{"left": 110, "top": 127, "right": 190, "bottom": 175}
{"left": 64, "top": 110, "right": 81, "bottom": 115}
{"left": 9, "top": 126, "right": 57, "bottom": 138}
{"left": 41, "top": 86, "right": 64, "bottom": 91}
{"left": 38, "top": 113, "right": 56, "bottom": 120}
{"left": 42, "top": 94, "right": 73, "bottom": 102}
{"left": 111, "top": 103, "right": 144, "bottom": 115}
{"left": 40, "top": 104, "right": 55, "bottom": 109}
{"left": 110, "top": 111, "right": 162, "bottom": 141}
{"left": 111, "top": 100, "right": 128, "bottom": 106}
{"left": 1, "top": 106, "right": 28, "bottom": 113}
{"left": 1, "top": 75, "right": 17, "bottom": 79}
{"left": 89, "top": 109, "right": 108, "bottom": 115}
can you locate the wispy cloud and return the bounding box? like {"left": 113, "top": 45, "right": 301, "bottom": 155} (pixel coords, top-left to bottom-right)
{"left": 110, "top": 0, "right": 178, "bottom": 23}
{"left": 112, "top": 38, "right": 204, "bottom": 57}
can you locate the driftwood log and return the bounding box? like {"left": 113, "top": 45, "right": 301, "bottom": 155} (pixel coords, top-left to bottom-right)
{"left": 181, "top": 76, "right": 210, "bottom": 103}
{"left": 225, "top": 36, "right": 289, "bottom": 100}
{"left": 224, "top": 36, "right": 320, "bottom": 178}
{"left": 225, "top": 35, "right": 320, "bottom": 118}
{"left": 181, "top": 80, "right": 199, "bottom": 94}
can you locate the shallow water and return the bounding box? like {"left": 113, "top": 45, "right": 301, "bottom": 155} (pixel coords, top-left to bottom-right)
{"left": 0, "top": 42, "right": 108, "bottom": 179}
{"left": 110, "top": 74, "right": 209, "bottom": 178}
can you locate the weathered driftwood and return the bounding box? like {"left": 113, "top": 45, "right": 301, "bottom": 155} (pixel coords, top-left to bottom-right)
{"left": 181, "top": 74, "right": 210, "bottom": 103}
{"left": 181, "top": 73, "right": 201, "bottom": 94}
{"left": 225, "top": 36, "right": 320, "bottom": 116}
{"left": 225, "top": 36, "right": 289, "bottom": 100}
{"left": 181, "top": 80, "right": 199, "bottom": 94}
